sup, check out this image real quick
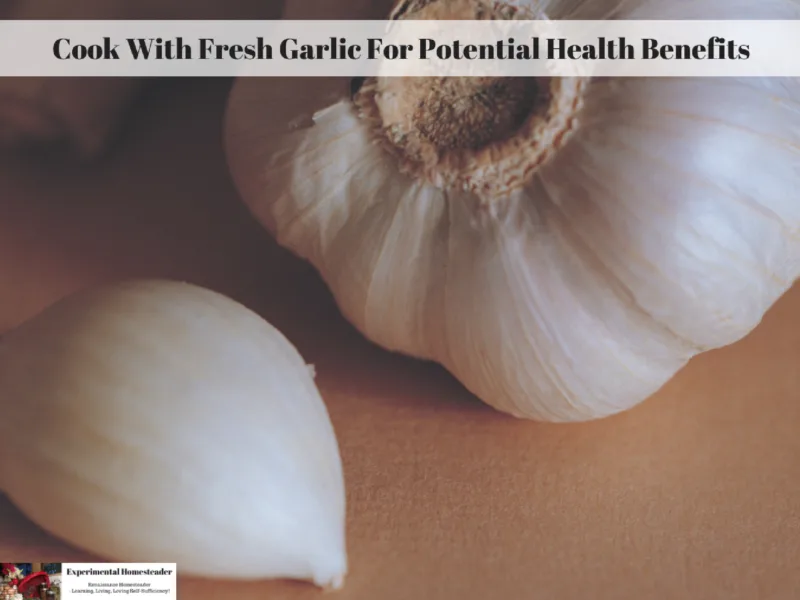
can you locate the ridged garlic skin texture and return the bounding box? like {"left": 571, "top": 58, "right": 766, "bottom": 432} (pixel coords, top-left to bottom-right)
{"left": 0, "top": 281, "right": 347, "bottom": 589}
{"left": 225, "top": 0, "right": 800, "bottom": 422}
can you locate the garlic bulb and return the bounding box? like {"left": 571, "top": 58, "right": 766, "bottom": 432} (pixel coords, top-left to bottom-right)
{"left": 225, "top": 0, "right": 800, "bottom": 422}
{"left": 0, "top": 280, "right": 347, "bottom": 589}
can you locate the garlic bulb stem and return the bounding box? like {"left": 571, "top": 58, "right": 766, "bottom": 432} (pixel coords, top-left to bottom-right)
{"left": 355, "top": 0, "right": 586, "bottom": 199}
{"left": 0, "top": 280, "right": 347, "bottom": 589}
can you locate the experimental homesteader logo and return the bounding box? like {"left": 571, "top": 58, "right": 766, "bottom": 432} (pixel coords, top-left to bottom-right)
{"left": 60, "top": 564, "right": 176, "bottom": 599}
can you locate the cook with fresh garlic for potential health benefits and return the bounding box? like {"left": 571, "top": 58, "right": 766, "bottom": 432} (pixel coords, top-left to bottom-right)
{"left": 225, "top": 0, "right": 800, "bottom": 422}
{"left": 0, "top": 280, "right": 347, "bottom": 591}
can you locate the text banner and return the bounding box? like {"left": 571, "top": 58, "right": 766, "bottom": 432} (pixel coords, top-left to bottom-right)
{"left": 61, "top": 563, "right": 177, "bottom": 599}
{"left": 0, "top": 20, "right": 798, "bottom": 77}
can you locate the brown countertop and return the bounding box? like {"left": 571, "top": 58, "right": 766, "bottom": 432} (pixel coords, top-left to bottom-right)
{"left": 0, "top": 79, "right": 798, "bottom": 600}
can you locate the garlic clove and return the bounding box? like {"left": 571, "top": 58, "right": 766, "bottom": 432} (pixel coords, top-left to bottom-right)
{"left": 225, "top": 0, "right": 800, "bottom": 422}
{"left": 0, "top": 280, "right": 347, "bottom": 589}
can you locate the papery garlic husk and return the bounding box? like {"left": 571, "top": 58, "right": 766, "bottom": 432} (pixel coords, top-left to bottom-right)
{"left": 0, "top": 280, "right": 347, "bottom": 589}
{"left": 225, "top": 0, "right": 800, "bottom": 422}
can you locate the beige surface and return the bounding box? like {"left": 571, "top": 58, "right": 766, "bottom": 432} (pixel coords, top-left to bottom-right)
{"left": 0, "top": 79, "right": 798, "bottom": 600}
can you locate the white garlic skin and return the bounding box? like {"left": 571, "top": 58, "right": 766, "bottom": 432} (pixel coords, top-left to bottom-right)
{"left": 0, "top": 280, "right": 347, "bottom": 589}
{"left": 225, "top": 0, "right": 800, "bottom": 422}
